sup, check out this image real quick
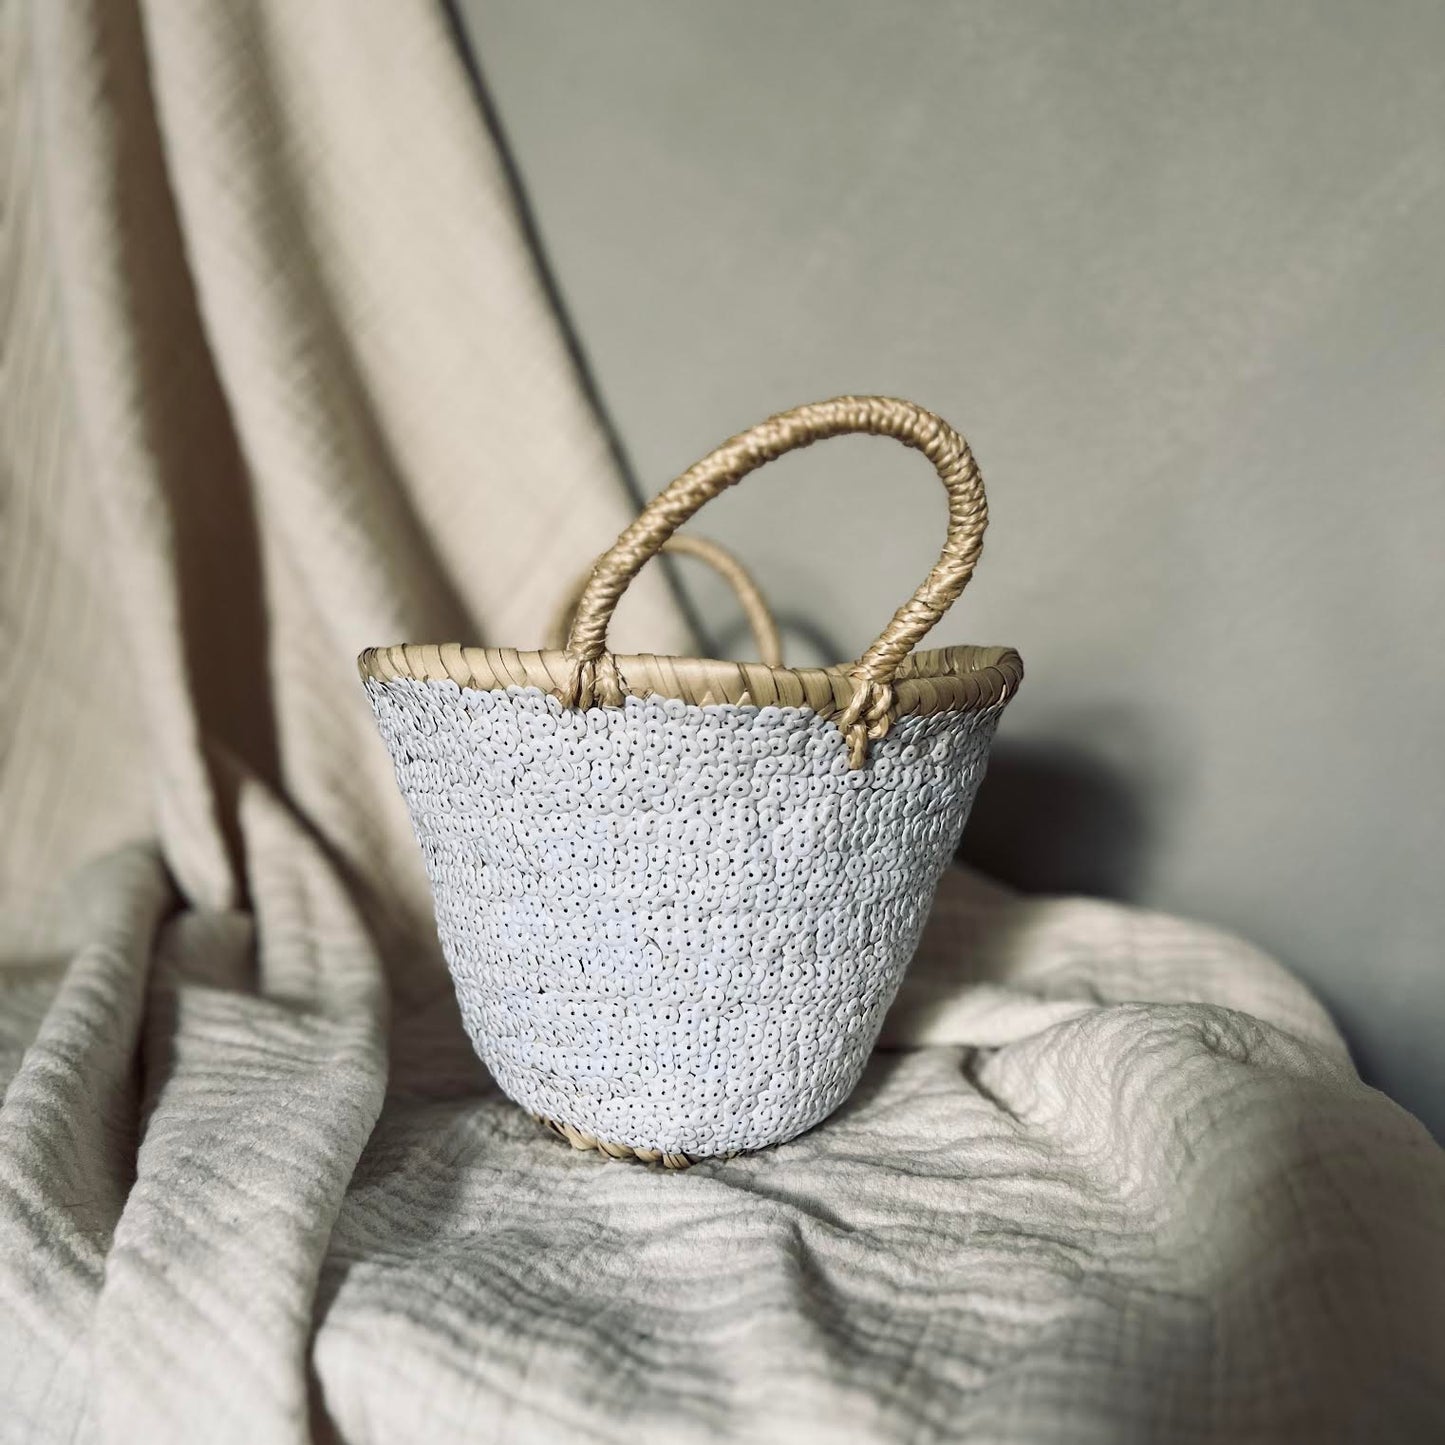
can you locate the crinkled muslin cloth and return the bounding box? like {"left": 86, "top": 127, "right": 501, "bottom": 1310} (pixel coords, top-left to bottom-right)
{"left": 2, "top": 2, "right": 1443, "bottom": 1442}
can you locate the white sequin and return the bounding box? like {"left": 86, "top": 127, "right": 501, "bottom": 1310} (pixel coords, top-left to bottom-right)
{"left": 367, "top": 678, "right": 1000, "bottom": 1156}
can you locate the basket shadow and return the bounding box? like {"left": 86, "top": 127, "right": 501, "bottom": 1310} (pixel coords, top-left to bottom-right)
{"left": 957, "top": 738, "right": 1151, "bottom": 902}
{"left": 826, "top": 1046, "right": 911, "bottom": 1126}
{"left": 386, "top": 983, "right": 498, "bottom": 1102}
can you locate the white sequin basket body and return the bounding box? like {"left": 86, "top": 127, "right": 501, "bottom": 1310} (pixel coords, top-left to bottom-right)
{"left": 362, "top": 398, "right": 1021, "bottom": 1164}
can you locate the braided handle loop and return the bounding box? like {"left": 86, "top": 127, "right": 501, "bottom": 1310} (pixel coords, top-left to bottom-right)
{"left": 548, "top": 534, "right": 784, "bottom": 667}
{"left": 561, "top": 395, "right": 988, "bottom": 767}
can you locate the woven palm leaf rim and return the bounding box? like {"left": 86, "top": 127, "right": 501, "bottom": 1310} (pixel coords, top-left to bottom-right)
{"left": 357, "top": 642, "right": 1022, "bottom": 721}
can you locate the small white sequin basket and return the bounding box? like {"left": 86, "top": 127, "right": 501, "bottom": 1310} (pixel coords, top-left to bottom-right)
{"left": 361, "top": 397, "right": 1021, "bottom": 1165}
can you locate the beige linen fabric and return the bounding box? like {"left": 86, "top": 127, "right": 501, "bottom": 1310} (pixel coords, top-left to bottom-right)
{"left": 1, "top": 2, "right": 1443, "bottom": 1442}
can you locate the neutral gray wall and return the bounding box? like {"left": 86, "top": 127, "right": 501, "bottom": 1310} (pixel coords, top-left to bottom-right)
{"left": 458, "top": 1, "right": 1445, "bottom": 1135}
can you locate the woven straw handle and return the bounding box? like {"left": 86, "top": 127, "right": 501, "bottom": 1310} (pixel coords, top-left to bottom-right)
{"left": 562, "top": 395, "right": 988, "bottom": 767}
{"left": 547, "top": 534, "right": 784, "bottom": 667}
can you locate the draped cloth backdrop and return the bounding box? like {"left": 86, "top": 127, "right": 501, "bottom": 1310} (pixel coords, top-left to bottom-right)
{"left": 1, "top": 2, "right": 1442, "bottom": 1442}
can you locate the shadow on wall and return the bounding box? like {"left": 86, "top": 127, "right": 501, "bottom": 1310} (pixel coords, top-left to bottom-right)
{"left": 721, "top": 607, "right": 1151, "bottom": 903}
{"left": 958, "top": 741, "right": 1151, "bottom": 902}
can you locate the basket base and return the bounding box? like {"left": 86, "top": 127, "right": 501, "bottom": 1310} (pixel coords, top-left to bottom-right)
{"left": 533, "top": 1115, "right": 738, "bottom": 1170}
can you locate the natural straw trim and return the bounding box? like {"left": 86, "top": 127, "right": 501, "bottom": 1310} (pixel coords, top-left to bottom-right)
{"left": 357, "top": 642, "right": 1022, "bottom": 723}
{"left": 558, "top": 397, "right": 989, "bottom": 765}
{"left": 547, "top": 533, "right": 785, "bottom": 668}
{"left": 534, "top": 1115, "right": 716, "bottom": 1169}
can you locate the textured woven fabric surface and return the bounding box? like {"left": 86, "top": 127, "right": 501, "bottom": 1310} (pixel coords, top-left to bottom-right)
{"left": 2, "top": 2, "right": 1444, "bottom": 1443}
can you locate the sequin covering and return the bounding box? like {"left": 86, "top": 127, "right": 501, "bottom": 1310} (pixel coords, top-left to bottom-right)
{"left": 366, "top": 677, "right": 1000, "bottom": 1156}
